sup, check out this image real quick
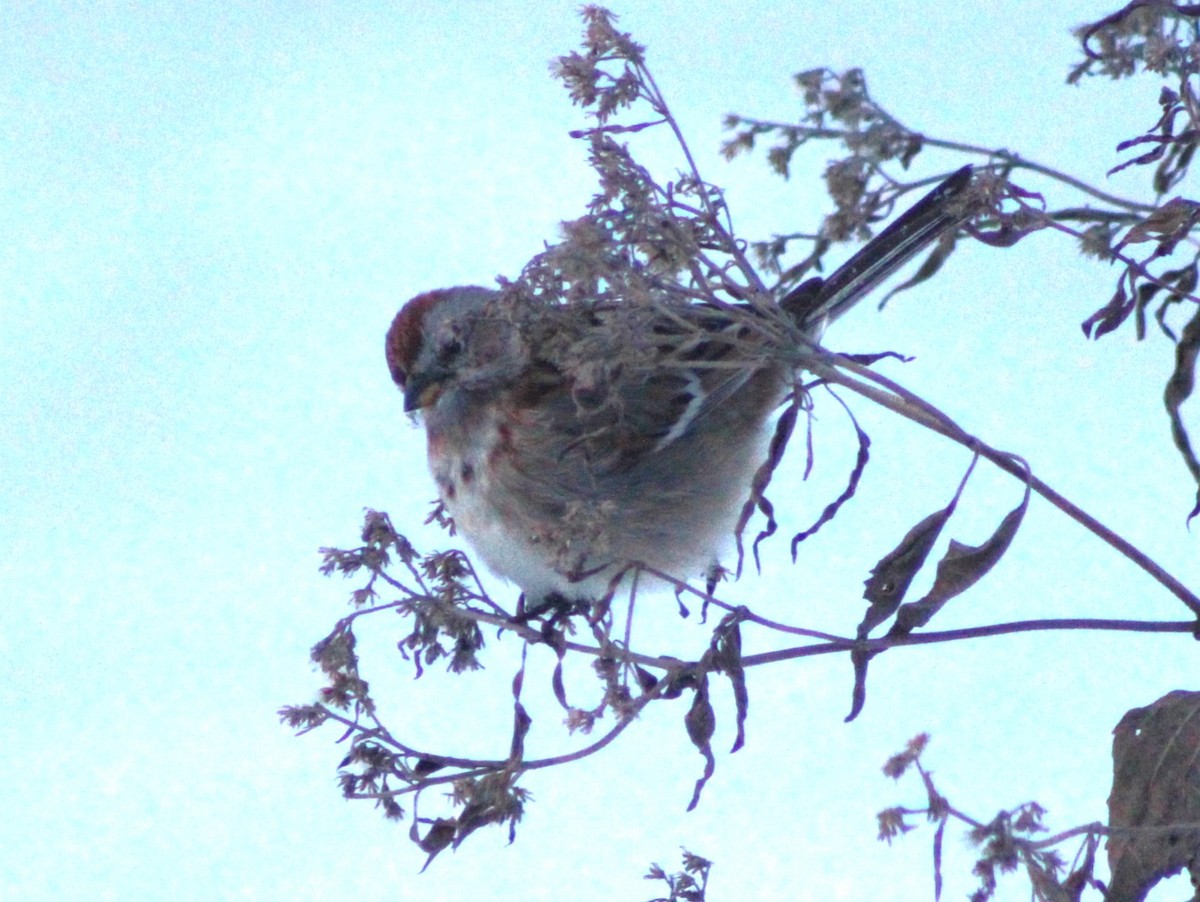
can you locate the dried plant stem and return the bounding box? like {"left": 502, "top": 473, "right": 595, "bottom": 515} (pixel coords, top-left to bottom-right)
{"left": 738, "top": 118, "right": 1155, "bottom": 214}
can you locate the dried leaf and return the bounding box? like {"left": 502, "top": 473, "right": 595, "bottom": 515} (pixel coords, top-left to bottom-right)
{"left": 685, "top": 678, "right": 715, "bottom": 749}
{"left": 685, "top": 675, "right": 716, "bottom": 811}
{"left": 509, "top": 643, "right": 532, "bottom": 760}
{"left": 1156, "top": 139, "right": 1197, "bottom": 194}
{"left": 634, "top": 664, "right": 659, "bottom": 693}
{"left": 736, "top": 394, "right": 800, "bottom": 574}
{"left": 1081, "top": 279, "right": 1133, "bottom": 339}
{"left": 1113, "top": 197, "right": 1200, "bottom": 255}
{"left": 1110, "top": 133, "right": 1175, "bottom": 178}
{"left": 546, "top": 627, "right": 569, "bottom": 710}
{"left": 1151, "top": 260, "right": 1198, "bottom": 342}
{"left": 712, "top": 613, "right": 748, "bottom": 753}
{"left": 412, "top": 758, "right": 444, "bottom": 777}
{"left": 791, "top": 397, "right": 870, "bottom": 553}
{"left": 510, "top": 703, "right": 532, "bottom": 761}
{"left": 454, "top": 798, "right": 496, "bottom": 849}
{"left": 1107, "top": 690, "right": 1200, "bottom": 901}
{"left": 890, "top": 471, "right": 1029, "bottom": 636}
{"left": 966, "top": 219, "right": 1042, "bottom": 248}
{"left": 417, "top": 818, "right": 457, "bottom": 872}
{"left": 1163, "top": 301, "right": 1200, "bottom": 522}
{"left": 839, "top": 350, "right": 915, "bottom": 366}
{"left": 845, "top": 644, "right": 872, "bottom": 723}
{"left": 659, "top": 668, "right": 696, "bottom": 700}
{"left": 551, "top": 660, "right": 568, "bottom": 709}
{"left": 877, "top": 232, "right": 959, "bottom": 310}
{"left": 859, "top": 506, "right": 952, "bottom": 636}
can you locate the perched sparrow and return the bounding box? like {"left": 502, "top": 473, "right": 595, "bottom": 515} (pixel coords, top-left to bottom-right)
{"left": 387, "top": 167, "right": 973, "bottom": 603}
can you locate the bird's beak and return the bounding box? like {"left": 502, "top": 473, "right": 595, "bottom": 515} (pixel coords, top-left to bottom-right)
{"left": 403, "top": 372, "right": 444, "bottom": 412}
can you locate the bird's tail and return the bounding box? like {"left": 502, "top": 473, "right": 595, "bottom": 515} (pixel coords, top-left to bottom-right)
{"left": 780, "top": 165, "right": 974, "bottom": 331}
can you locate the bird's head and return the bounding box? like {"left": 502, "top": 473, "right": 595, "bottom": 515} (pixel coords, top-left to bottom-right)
{"left": 386, "top": 286, "right": 521, "bottom": 412}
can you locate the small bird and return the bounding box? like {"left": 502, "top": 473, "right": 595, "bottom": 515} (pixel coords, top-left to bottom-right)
{"left": 387, "top": 167, "right": 972, "bottom": 604}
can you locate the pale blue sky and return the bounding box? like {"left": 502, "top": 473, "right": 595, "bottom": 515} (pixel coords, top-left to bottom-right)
{"left": 2, "top": 3, "right": 1195, "bottom": 900}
